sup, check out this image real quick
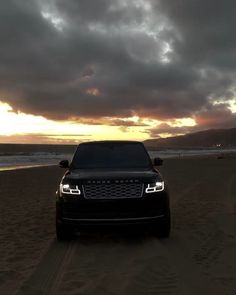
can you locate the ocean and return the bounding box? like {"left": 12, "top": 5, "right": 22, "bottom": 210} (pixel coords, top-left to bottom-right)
{"left": 0, "top": 143, "right": 235, "bottom": 171}
{"left": 0, "top": 144, "right": 76, "bottom": 171}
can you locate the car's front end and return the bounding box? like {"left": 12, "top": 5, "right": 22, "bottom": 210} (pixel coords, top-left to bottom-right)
{"left": 56, "top": 170, "right": 170, "bottom": 235}
{"left": 56, "top": 141, "right": 171, "bottom": 240}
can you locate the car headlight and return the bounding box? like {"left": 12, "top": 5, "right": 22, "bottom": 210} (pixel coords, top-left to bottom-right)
{"left": 60, "top": 183, "right": 81, "bottom": 195}
{"left": 145, "top": 181, "right": 164, "bottom": 193}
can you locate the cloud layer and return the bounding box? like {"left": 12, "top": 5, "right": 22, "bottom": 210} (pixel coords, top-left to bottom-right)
{"left": 1, "top": 0, "right": 236, "bottom": 136}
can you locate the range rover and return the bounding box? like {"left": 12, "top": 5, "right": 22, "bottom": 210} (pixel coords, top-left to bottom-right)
{"left": 56, "top": 141, "right": 170, "bottom": 240}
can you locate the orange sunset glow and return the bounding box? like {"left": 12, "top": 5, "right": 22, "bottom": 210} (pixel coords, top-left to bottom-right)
{"left": 0, "top": 100, "right": 196, "bottom": 144}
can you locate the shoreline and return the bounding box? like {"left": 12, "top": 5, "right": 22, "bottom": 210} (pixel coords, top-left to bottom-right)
{"left": 0, "top": 163, "right": 56, "bottom": 172}
{"left": 1, "top": 151, "right": 235, "bottom": 172}
{"left": 0, "top": 147, "right": 236, "bottom": 173}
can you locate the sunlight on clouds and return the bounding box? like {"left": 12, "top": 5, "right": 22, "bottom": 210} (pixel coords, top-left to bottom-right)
{"left": 158, "top": 133, "right": 174, "bottom": 138}
{"left": 160, "top": 42, "right": 172, "bottom": 64}
{"left": 40, "top": 0, "right": 66, "bottom": 32}
{"left": 169, "top": 118, "right": 196, "bottom": 127}
{"left": 41, "top": 11, "right": 65, "bottom": 31}
{"left": 228, "top": 99, "right": 236, "bottom": 113}
{"left": 0, "top": 101, "right": 91, "bottom": 137}
{"left": 141, "top": 118, "right": 162, "bottom": 126}
{"left": 0, "top": 101, "right": 12, "bottom": 113}
{"left": 0, "top": 101, "right": 197, "bottom": 143}
{"left": 211, "top": 97, "right": 236, "bottom": 113}
{"left": 0, "top": 101, "right": 48, "bottom": 135}
{"left": 86, "top": 88, "right": 101, "bottom": 96}
{"left": 0, "top": 101, "right": 149, "bottom": 143}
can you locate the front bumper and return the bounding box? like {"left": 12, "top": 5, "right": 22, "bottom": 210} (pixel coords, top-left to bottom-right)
{"left": 59, "top": 215, "right": 165, "bottom": 226}
{"left": 56, "top": 190, "right": 169, "bottom": 227}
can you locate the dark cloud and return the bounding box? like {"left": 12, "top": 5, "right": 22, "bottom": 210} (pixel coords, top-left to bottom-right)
{"left": 108, "top": 118, "right": 148, "bottom": 127}
{"left": 194, "top": 104, "right": 236, "bottom": 129}
{"left": 149, "top": 123, "right": 191, "bottom": 138}
{"left": 154, "top": 0, "right": 236, "bottom": 68}
{"left": 0, "top": 0, "right": 236, "bottom": 131}
{"left": 149, "top": 104, "right": 236, "bottom": 138}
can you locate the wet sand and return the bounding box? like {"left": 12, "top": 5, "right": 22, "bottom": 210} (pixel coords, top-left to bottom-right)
{"left": 0, "top": 157, "right": 236, "bottom": 294}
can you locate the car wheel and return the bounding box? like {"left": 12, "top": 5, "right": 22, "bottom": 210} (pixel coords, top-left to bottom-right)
{"left": 151, "top": 211, "right": 171, "bottom": 238}
{"left": 56, "top": 221, "right": 74, "bottom": 241}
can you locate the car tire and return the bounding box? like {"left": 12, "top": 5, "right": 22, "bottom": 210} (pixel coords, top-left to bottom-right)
{"left": 56, "top": 221, "right": 74, "bottom": 241}
{"left": 151, "top": 211, "right": 171, "bottom": 238}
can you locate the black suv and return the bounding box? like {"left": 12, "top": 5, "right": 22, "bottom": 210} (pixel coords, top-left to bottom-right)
{"left": 56, "top": 141, "right": 170, "bottom": 240}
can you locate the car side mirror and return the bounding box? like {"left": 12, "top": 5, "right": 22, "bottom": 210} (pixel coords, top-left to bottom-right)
{"left": 153, "top": 157, "right": 163, "bottom": 166}
{"left": 59, "top": 160, "right": 69, "bottom": 168}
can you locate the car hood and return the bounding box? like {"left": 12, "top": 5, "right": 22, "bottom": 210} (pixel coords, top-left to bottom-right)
{"left": 63, "top": 169, "right": 162, "bottom": 183}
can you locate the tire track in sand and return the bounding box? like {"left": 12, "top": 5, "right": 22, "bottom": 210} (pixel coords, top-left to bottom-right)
{"left": 160, "top": 180, "right": 227, "bottom": 294}
{"left": 16, "top": 239, "right": 76, "bottom": 295}
{"left": 124, "top": 254, "right": 179, "bottom": 295}
{"left": 123, "top": 182, "right": 205, "bottom": 295}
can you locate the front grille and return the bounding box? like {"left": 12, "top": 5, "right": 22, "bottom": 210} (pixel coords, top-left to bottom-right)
{"left": 83, "top": 183, "right": 144, "bottom": 199}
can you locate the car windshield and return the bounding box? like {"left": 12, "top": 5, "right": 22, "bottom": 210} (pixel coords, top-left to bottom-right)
{"left": 71, "top": 142, "right": 152, "bottom": 169}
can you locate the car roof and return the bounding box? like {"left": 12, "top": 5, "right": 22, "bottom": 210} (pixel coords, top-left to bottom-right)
{"left": 79, "top": 140, "right": 143, "bottom": 145}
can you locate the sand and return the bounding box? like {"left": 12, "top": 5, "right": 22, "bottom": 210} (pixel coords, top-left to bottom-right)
{"left": 0, "top": 157, "right": 236, "bottom": 294}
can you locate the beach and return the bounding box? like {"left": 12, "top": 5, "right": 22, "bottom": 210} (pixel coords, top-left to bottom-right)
{"left": 0, "top": 157, "right": 236, "bottom": 294}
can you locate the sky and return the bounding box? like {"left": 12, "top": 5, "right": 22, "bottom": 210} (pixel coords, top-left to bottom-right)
{"left": 1, "top": 0, "right": 236, "bottom": 144}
